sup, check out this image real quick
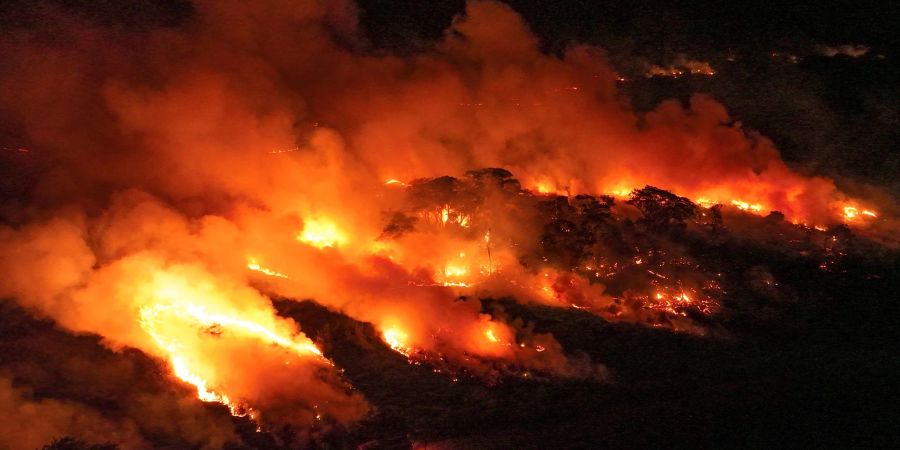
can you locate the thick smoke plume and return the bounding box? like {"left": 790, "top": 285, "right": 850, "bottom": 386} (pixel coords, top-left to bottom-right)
{"left": 0, "top": 0, "right": 893, "bottom": 445}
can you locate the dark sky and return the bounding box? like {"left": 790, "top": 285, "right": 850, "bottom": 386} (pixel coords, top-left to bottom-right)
{"left": 3, "top": 0, "right": 896, "bottom": 51}
{"left": 358, "top": 0, "right": 899, "bottom": 53}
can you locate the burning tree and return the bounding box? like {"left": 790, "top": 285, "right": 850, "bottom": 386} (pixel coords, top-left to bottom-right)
{"left": 627, "top": 186, "right": 699, "bottom": 232}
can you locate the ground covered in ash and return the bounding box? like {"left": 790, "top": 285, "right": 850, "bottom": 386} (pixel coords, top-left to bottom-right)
{"left": 3, "top": 182, "right": 898, "bottom": 449}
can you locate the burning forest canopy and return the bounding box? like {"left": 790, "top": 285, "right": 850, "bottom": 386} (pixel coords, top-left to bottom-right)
{"left": 0, "top": 0, "right": 898, "bottom": 448}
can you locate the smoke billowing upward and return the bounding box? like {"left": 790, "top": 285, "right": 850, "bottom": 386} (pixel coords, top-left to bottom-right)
{"left": 0, "top": 0, "right": 896, "bottom": 447}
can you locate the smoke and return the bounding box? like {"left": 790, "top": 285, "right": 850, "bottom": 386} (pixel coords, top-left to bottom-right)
{"left": 0, "top": 375, "right": 145, "bottom": 450}
{"left": 0, "top": 0, "right": 879, "bottom": 224}
{"left": 0, "top": 0, "right": 894, "bottom": 443}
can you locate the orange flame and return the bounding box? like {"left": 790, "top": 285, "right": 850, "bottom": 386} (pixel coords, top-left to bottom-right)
{"left": 297, "top": 217, "right": 346, "bottom": 248}
{"left": 137, "top": 271, "right": 324, "bottom": 418}
{"left": 381, "top": 327, "right": 412, "bottom": 357}
{"left": 246, "top": 258, "right": 289, "bottom": 279}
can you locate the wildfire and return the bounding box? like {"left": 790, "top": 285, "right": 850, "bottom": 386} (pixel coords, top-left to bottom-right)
{"left": 646, "top": 287, "right": 717, "bottom": 316}
{"left": 443, "top": 264, "right": 468, "bottom": 278}
{"left": 730, "top": 200, "right": 764, "bottom": 213}
{"left": 610, "top": 188, "right": 633, "bottom": 198}
{"left": 297, "top": 217, "right": 347, "bottom": 248}
{"left": 646, "top": 65, "right": 684, "bottom": 78}
{"left": 137, "top": 272, "right": 325, "bottom": 419}
{"left": 646, "top": 56, "right": 715, "bottom": 78}
{"left": 842, "top": 205, "right": 877, "bottom": 221}
{"left": 693, "top": 197, "right": 879, "bottom": 226}
{"left": 246, "top": 258, "right": 289, "bottom": 278}
{"left": 5, "top": 0, "right": 897, "bottom": 443}
{"left": 683, "top": 60, "right": 716, "bottom": 75}
{"left": 440, "top": 262, "right": 471, "bottom": 287}
{"left": 433, "top": 250, "right": 489, "bottom": 287}
{"left": 420, "top": 205, "right": 471, "bottom": 228}
{"left": 381, "top": 327, "right": 412, "bottom": 357}
{"left": 534, "top": 181, "right": 567, "bottom": 195}
{"left": 468, "top": 322, "right": 516, "bottom": 358}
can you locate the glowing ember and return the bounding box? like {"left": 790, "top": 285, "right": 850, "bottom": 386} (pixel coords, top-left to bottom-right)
{"left": 647, "top": 65, "right": 684, "bottom": 78}
{"left": 683, "top": 60, "right": 716, "bottom": 75}
{"left": 297, "top": 217, "right": 346, "bottom": 248}
{"left": 645, "top": 287, "right": 717, "bottom": 317}
{"left": 646, "top": 56, "right": 715, "bottom": 78}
